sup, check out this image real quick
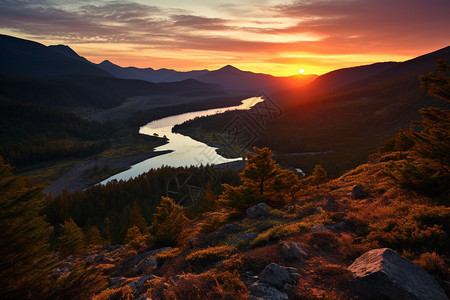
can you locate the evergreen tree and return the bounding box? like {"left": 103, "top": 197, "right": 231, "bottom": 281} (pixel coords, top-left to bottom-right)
{"left": 0, "top": 159, "right": 55, "bottom": 299}
{"left": 85, "top": 226, "right": 103, "bottom": 247}
{"left": 199, "top": 182, "right": 218, "bottom": 213}
{"left": 241, "top": 147, "right": 279, "bottom": 195}
{"left": 58, "top": 218, "right": 86, "bottom": 256}
{"left": 151, "top": 197, "right": 188, "bottom": 246}
{"left": 310, "top": 165, "right": 329, "bottom": 186}
{"left": 124, "top": 226, "right": 142, "bottom": 244}
{"left": 396, "top": 60, "right": 450, "bottom": 197}
{"left": 219, "top": 147, "right": 301, "bottom": 209}
{"left": 129, "top": 201, "right": 148, "bottom": 234}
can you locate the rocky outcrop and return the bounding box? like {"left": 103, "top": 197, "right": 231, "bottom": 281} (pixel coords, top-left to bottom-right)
{"left": 250, "top": 282, "right": 288, "bottom": 300}
{"left": 129, "top": 275, "right": 154, "bottom": 293}
{"left": 282, "top": 242, "right": 308, "bottom": 260}
{"left": 250, "top": 263, "right": 300, "bottom": 299}
{"left": 259, "top": 263, "right": 300, "bottom": 290}
{"left": 348, "top": 248, "right": 448, "bottom": 300}
{"left": 133, "top": 257, "right": 158, "bottom": 275}
{"left": 246, "top": 203, "right": 270, "bottom": 219}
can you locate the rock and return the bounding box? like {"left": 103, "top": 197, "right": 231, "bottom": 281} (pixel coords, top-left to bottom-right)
{"left": 189, "top": 231, "right": 223, "bottom": 248}
{"left": 258, "top": 263, "right": 299, "bottom": 290}
{"left": 250, "top": 282, "right": 288, "bottom": 300}
{"left": 310, "top": 225, "right": 330, "bottom": 232}
{"left": 141, "top": 247, "right": 172, "bottom": 257}
{"left": 282, "top": 242, "right": 308, "bottom": 260}
{"left": 129, "top": 275, "right": 154, "bottom": 293}
{"left": 221, "top": 223, "right": 240, "bottom": 234}
{"left": 351, "top": 185, "right": 367, "bottom": 199}
{"left": 246, "top": 203, "right": 270, "bottom": 219}
{"left": 311, "top": 221, "right": 348, "bottom": 232}
{"left": 108, "top": 276, "right": 127, "bottom": 285}
{"left": 314, "top": 207, "right": 324, "bottom": 214}
{"left": 348, "top": 248, "right": 448, "bottom": 300}
{"left": 101, "top": 256, "right": 116, "bottom": 264}
{"left": 85, "top": 256, "right": 95, "bottom": 264}
{"left": 230, "top": 232, "right": 257, "bottom": 246}
{"left": 134, "top": 257, "right": 158, "bottom": 275}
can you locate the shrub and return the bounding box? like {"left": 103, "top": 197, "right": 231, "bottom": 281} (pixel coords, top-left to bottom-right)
{"left": 92, "top": 285, "right": 134, "bottom": 300}
{"left": 186, "top": 246, "right": 235, "bottom": 263}
{"left": 414, "top": 252, "right": 448, "bottom": 279}
{"left": 151, "top": 197, "right": 188, "bottom": 246}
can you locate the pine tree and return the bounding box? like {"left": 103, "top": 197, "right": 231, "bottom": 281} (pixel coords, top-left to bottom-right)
{"left": 310, "top": 165, "right": 329, "bottom": 186}
{"left": 129, "top": 201, "right": 148, "bottom": 234}
{"left": 219, "top": 147, "right": 301, "bottom": 209}
{"left": 241, "top": 147, "right": 279, "bottom": 196}
{"left": 58, "top": 218, "right": 86, "bottom": 256}
{"left": 151, "top": 197, "right": 188, "bottom": 246}
{"left": 395, "top": 60, "right": 450, "bottom": 197}
{"left": 199, "top": 182, "right": 218, "bottom": 213}
{"left": 0, "top": 159, "right": 55, "bottom": 299}
{"left": 85, "top": 226, "right": 103, "bottom": 247}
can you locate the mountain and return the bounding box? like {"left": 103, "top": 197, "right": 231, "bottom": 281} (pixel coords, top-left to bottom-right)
{"left": 97, "top": 60, "right": 317, "bottom": 92}
{"left": 0, "top": 34, "right": 110, "bottom": 77}
{"left": 190, "top": 64, "right": 315, "bottom": 92}
{"left": 48, "top": 44, "right": 90, "bottom": 63}
{"left": 97, "top": 60, "right": 209, "bottom": 82}
{"left": 0, "top": 74, "right": 225, "bottom": 109}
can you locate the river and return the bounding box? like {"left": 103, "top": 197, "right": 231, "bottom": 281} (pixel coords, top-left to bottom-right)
{"left": 101, "top": 96, "right": 264, "bottom": 184}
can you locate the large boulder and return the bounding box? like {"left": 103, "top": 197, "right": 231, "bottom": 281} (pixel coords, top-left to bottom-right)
{"left": 348, "top": 248, "right": 448, "bottom": 300}
{"left": 246, "top": 203, "right": 270, "bottom": 219}
{"left": 250, "top": 282, "right": 288, "bottom": 300}
{"left": 133, "top": 257, "right": 158, "bottom": 275}
{"left": 129, "top": 275, "right": 154, "bottom": 293}
{"left": 259, "top": 263, "right": 300, "bottom": 290}
{"left": 282, "top": 242, "right": 309, "bottom": 260}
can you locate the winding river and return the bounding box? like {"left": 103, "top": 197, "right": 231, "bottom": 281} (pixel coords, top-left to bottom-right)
{"left": 101, "top": 96, "right": 263, "bottom": 184}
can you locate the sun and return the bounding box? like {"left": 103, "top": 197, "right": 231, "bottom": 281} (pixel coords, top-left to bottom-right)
{"left": 298, "top": 68, "right": 305, "bottom": 74}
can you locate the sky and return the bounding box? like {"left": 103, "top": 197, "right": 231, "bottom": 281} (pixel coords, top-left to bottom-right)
{"left": 1, "top": 0, "right": 449, "bottom": 76}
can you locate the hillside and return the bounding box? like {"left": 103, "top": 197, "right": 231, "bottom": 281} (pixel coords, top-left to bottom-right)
{"left": 0, "top": 35, "right": 110, "bottom": 77}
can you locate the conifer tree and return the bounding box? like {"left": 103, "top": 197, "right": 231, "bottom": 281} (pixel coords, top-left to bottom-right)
{"left": 85, "top": 226, "right": 103, "bottom": 247}
{"left": 58, "top": 218, "right": 86, "bottom": 256}
{"left": 124, "top": 226, "right": 142, "bottom": 244}
{"left": 151, "top": 197, "right": 188, "bottom": 246}
{"left": 129, "top": 201, "right": 148, "bottom": 234}
{"left": 241, "top": 147, "right": 279, "bottom": 195}
{"left": 310, "top": 165, "right": 329, "bottom": 186}
{"left": 199, "top": 182, "right": 218, "bottom": 213}
{"left": 0, "top": 159, "right": 55, "bottom": 299}
{"left": 396, "top": 60, "right": 450, "bottom": 197}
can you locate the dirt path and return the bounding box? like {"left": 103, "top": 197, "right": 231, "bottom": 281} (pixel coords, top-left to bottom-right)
{"left": 45, "top": 150, "right": 171, "bottom": 195}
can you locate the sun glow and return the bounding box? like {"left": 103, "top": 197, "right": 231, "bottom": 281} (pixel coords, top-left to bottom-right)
{"left": 299, "top": 69, "right": 305, "bottom": 74}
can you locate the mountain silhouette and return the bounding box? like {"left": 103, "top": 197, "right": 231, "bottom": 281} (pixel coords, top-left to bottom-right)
{"left": 0, "top": 34, "right": 110, "bottom": 77}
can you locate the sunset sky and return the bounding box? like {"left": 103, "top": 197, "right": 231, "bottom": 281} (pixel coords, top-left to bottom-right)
{"left": 1, "top": 0, "right": 449, "bottom": 76}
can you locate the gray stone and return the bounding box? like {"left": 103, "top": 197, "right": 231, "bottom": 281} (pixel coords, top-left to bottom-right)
{"left": 134, "top": 257, "right": 158, "bottom": 274}
{"left": 250, "top": 282, "right": 288, "bottom": 300}
{"left": 141, "top": 247, "right": 172, "bottom": 257}
{"left": 351, "top": 185, "right": 367, "bottom": 199}
{"left": 246, "top": 203, "right": 270, "bottom": 219}
{"left": 230, "top": 232, "right": 257, "bottom": 246}
{"left": 108, "top": 276, "right": 127, "bottom": 285}
{"left": 258, "top": 263, "right": 299, "bottom": 290}
{"left": 222, "top": 223, "right": 240, "bottom": 234}
{"left": 129, "top": 275, "right": 154, "bottom": 293}
{"left": 314, "top": 207, "right": 324, "bottom": 214}
{"left": 282, "top": 242, "right": 309, "bottom": 260}
{"left": 310, "top": 225, "right": 330, "bottom": 232}
{"left": 348, "top": 248, "right": 448, "bottom": 300}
